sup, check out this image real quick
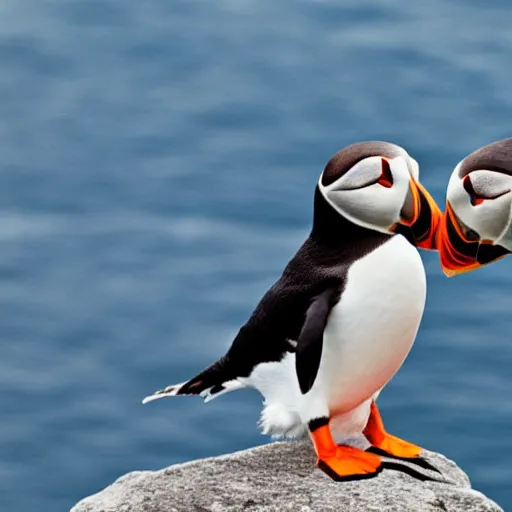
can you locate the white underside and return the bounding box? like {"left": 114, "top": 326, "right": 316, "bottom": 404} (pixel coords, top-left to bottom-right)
{"left": 239, "top": 235, "right": 427, "bottom": 444}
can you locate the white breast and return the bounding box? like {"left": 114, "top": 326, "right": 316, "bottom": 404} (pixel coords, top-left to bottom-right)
{"left": 245, "top": 234, "right": 426, "bottom": 440}
{"left": 321, "top": 234, "right": 426, "bottom": 415}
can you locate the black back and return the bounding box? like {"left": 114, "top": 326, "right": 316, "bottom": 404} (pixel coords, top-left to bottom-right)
{"left": 221, "top": 187, "right": 391, "bottom": 377}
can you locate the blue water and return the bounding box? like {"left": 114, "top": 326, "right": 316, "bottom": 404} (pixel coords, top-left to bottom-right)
{"left": 1, "top": 1, "right": 512, "bottom": 510}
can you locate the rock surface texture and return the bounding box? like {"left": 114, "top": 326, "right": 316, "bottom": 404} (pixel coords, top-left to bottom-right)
{"left": 71, "top": 441, "right": 503, "bottom": 512}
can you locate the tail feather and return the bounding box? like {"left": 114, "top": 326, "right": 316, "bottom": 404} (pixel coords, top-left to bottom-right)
{"left": 142, "top": 378, "right": 245, "bottom": 404}
{"left": 142, "top": 357, "right": 246, "bottom": 405}
{"left": 142, "top": 381, "right": 186, "bottom": 404}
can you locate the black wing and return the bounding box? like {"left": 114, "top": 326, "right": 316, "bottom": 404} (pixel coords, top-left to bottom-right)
{"left": 295, "top": 287, "right": 340, "bottom": 394}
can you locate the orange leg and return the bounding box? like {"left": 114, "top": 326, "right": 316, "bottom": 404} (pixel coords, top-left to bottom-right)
{"left": 363, "top": 401, "right": 422, "bottom": 458}
{"left": 310, "top": 422, "right": 382, "bottom": 481}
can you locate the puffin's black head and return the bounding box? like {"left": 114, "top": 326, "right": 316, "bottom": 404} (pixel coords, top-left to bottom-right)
{"left": 313, "top": 141, "right": 441, "bottom": 250}
{"left": 438, "top": 138, "right": 512, "bottom": 277}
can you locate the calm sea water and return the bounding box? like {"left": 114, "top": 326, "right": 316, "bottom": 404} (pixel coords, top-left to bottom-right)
{"left": 1, "top": 1, "right": 512, "bottom": 510}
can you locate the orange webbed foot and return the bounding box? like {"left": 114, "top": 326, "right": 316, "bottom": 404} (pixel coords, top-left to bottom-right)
{"left": 369, "top": 433, "right": 422, "bottom": 458}
{"left": 363, "top": 401, "right": 422, "bottom": 459}
{"left": 317, "top": 444, "right": 383, "bottom": 482}
{"left": 310, "top": 423, "right": 382, "bottom": 481}
{"left": 363, "top": 401, "right": 443, "bottom": 475}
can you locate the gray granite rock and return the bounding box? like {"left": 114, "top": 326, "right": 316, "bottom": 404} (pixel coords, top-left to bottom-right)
{"left": 71, "top": 441, "right": 503, "bottom": 512}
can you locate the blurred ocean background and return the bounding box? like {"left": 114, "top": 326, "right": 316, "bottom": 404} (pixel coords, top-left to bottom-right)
{"left": 1, "top": 1, "right": 512, "bottom": 510}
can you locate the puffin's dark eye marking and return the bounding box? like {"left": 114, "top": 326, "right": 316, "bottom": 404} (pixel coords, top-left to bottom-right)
{"left": 463, "top": 176, "right": 484, "bottom": 206}
{"left": 463, "top": 174, "right": 509, "bottom": 206}
{"left": 377, "top": 158, "right": 393, "bottom": 188}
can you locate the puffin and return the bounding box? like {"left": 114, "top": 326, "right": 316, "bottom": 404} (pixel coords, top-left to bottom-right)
{"left": 437, "top": 137, "right": 512, "bottom": 277}
{"left": 143, "top": 141, "right": 442, "bottom": 481}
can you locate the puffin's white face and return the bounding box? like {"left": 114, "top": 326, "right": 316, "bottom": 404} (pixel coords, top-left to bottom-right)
{"left": 437, "top": 141, "right": 512, "bottom": 276}
{"left": 318, "top": 142, "right": 441, "bottom": 250}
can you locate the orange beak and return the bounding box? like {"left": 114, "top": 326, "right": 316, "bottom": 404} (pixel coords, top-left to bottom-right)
{"left": 393, "top": 179, "right": 442, "bottom": 251}
{"left": 437, "top": 202, "right": 509, "bottom": 277}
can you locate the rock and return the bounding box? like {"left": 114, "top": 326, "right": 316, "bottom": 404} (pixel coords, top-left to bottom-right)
{"left": 71, "top": 441, "right": 503, "bottom": 512}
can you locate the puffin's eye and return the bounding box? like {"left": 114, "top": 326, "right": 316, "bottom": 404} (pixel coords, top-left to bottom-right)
{"left": 463, "top": 174, "right": 509, "bottom": 206}
{"left": 377, "top": 158, "right": 393, "bottom": 188}
{"left": 463, "top": 175, "right": 484, "bottom": 206}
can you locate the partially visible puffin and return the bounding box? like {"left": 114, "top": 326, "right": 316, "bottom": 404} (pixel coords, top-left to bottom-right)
{"left": 437, "top": 138, "right": 512, "bottom": 276}
{"left": 144, "top": 141, "right": 442, "bottom": 481}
